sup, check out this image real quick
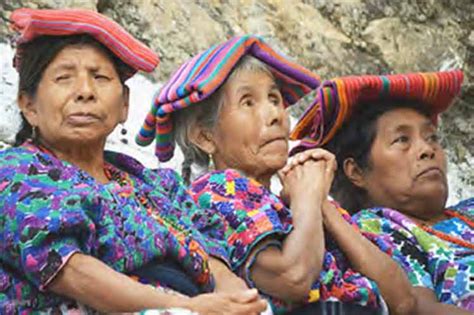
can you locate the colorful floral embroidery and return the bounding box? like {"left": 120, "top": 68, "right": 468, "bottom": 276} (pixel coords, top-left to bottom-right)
{"left": 353, "top": 198, "right": 473, "bottom": 310}
{"left": 0, "top": 141, "right": 222, "bottom": 313}
{"left": 189, "top": 169, "right": 381, "bottom": 314}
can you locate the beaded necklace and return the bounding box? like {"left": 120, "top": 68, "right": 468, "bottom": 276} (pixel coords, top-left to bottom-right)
{"left": 418, "top": 210, "right": 474, "bottom": 250}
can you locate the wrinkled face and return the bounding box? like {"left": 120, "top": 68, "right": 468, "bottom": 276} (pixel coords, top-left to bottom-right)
{"left": 20, "top": 44, "right": 128, "bottom": 147}
{"left": 361, "top": 108, "right": 448, "bottom": 218}
{"left": 212, "top": 70, "right": 290, "bottom": 180}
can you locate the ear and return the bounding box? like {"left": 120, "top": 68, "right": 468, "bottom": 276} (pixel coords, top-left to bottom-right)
{"left": 188, "top": 124, "right": 216, "bottom": 156}
{"left": 342, "top": 157, "right": 367, "bottom": 189}
{"left": 17, "top": 92, "right": 39, "bottom": 127}
{"left": 119, "top": 84, "right": 130, "bottom": 123}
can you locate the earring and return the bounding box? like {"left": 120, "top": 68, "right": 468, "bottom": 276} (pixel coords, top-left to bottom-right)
{"left": 208, "top": 153, "right": 215, "bottom": 171}
{"left": 31, "top": 125, "right": 37, "bottom": 140}
{"left": 120, "top": 123, "right": 128, "bottom": 144}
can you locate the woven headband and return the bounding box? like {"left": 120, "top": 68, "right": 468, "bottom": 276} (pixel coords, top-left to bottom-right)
{"left": 136, "top": 34, "right": 321, "bottom": 162}
{"left": 10, "top": 8, "right": 159, "bottom": 78}
{"left": 290, "top": 70, "right": 464, "bottom": 153}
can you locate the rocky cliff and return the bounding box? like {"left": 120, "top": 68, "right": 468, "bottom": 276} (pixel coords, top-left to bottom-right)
{"left": 1, "top": 0, "right": 472, "bottom": 202}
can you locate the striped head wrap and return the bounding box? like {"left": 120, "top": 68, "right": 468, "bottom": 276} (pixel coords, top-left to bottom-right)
{"left": 136, "top": 34, "right": 321, "bottom": 162}
{"left": 10, "top": 8, "right": 159, "bottom": 78}
{"left": 290, "top": 70, "right": 464, "bottom": 153}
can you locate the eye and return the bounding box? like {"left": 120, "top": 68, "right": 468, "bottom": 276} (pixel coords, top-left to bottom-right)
{"left": 427, "top": 133, "right": 439, "bottom": 143}
{"left": 392, "top": 135, "right": 409, "bottom": 145}
{"left": 94, "top": 74, "right": 111, "bottom": 81}
{"left": 269, "top": 93, "right": 282, "bottom": 106}
{"left": 243, "top": 99, "right": 254, "bottom": 107}
{"left": 240, "top": 95, "right": 254, "bottom": 107}
{"left": 55, "top": 74, "right": 71, "bottom": 82}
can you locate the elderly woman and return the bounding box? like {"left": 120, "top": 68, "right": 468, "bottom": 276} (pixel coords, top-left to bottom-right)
{"left": 137, "top": 35, "right": 418, "bottom": 315}
{"left": 0, "top": 8, "right": 268, "bottom": 314}
{"left": 290, "top": 71, "right": 472, "bottom": 314}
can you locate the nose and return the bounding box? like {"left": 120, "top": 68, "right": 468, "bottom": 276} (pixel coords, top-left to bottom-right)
{"left": 418, "top": 138, "right": 436, "bottom": 160}
{"left": 74, "top": 74, "right": 96, "bottom": 103}
{"left": 263, "top": 100, "right": 285, "bottom": 127}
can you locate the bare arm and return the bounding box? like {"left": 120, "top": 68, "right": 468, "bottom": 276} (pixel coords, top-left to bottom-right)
{"left": 249, "top": 152, "right": 336, "bottom": 302}
{"left": 49, "top": 253, "right": 267, "bottom": 314}
{"left": 249, "top": 192, "right": 325, "bottom": 301}
{"left": 209, "top": 256, "right": 249, "bottom": 293}
{"left": 48, "top": 253, "right": 188, "bottom": 312}
{"left": 413, "top": 287, "right": 472, "bottom": 315}
{"left": 321, "top": 201, "right": 417, "bottom": 315}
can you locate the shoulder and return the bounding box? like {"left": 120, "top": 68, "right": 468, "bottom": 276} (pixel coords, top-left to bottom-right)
{"left": 190, "top": 169, "right": 286, "bottom": 215}
{"left": 190, "top": 169, "right": 266, "bottom": 196}
{"left": 0, "top": 144, "right": 57, "bottom": 179}
{"left": 104, "top": 150, "right": 179, "bottom": 183}
{"left": 352, "top": 207, "right": 406, "bottom": 234}
{"left": 0, "top": 144, "right": 39, "bottom": 163}
{"left": 448, "top": 197, "right": 474, "bottom": 214}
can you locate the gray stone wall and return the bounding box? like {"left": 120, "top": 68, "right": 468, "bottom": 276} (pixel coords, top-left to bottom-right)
{"left": 1, "top": 0, "right": 472, "bottom": 202}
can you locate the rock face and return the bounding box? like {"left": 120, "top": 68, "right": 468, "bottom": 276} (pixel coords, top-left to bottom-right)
{"left": 1, "top": 0, "right": 472, "bottom": 203}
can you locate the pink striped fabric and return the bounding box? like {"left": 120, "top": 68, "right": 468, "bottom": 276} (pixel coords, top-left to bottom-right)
{"left": 136, "top": 35, "right": 321, "bottom": 162}
{"left": 10, "top": 8, "right": 159, "bottom": 78}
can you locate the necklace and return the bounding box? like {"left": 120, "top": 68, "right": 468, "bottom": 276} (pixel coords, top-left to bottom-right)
{"left": 418, "top": 210, "right": 474, "bottom": 250}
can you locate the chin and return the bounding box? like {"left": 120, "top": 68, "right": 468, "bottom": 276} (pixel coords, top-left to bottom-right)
{"left": 418, "top": 184, "right": 449, "bottom": 209}
{"left": 265, "top": 156, "right": 288, "bottom": 173}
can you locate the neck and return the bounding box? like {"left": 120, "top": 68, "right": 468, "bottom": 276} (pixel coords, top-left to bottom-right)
{"left": 404, "top": 209, "right": 448, "bottom": 226}
{"left": 39, "top": 138, "right": 109, "bottom": 183}
{"left": 255, "top": 174, "right": 272, "bottom": 189}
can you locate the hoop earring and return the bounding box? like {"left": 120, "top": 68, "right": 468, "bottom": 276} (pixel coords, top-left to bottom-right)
{"left": 120, "top": 123, "right": 128, "bottom": 144}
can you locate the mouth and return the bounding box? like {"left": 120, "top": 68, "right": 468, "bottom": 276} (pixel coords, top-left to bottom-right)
{"left": 416, "top": 167, "right": 443, "bottom": 179}
{"left": 66, "top": 112, "right": 101, "bottom": 125}
{"left": 261, "top": 136, "right": 287, "bottom": 147}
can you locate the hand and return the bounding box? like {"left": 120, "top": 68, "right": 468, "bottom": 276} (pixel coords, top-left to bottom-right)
{"left": 281, "top": 148, "right": 337, "bottom": 177}
{"left": 279, "top": 149, "right": 337, "bottom": 207}
{"left": 186, "top": 289, "right": 268, "bottom": 315}
{"left": 320, "top": 199, "right": 355, "bottom": 234}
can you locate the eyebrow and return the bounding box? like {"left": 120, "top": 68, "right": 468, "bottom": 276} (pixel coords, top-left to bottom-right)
{"left": 50, "top": 63, "right": 106, "bottom": 73}
{"left": 269, "top": 84, "right": 279, "bottom": 92}
{"left": 236, "top": 85, "right": 252, "bottom": 96}
{"left": 50, "top": 63, "right": 77, "bottom": 72}
{"left": 236, "top": 83, "right": 279, "bottom": 95}
{"left": 391, "top": 119, "right": 435, "bottom": 133}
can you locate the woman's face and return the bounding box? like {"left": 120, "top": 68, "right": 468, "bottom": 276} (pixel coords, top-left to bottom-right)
{"left": 19, "top": 44, "right": 128, "bottom": 148}
{"left": 211, "top": 70, "right": 290, "bottom": 181}
{"left": 358, "top": 108, "right": 448, "bottom": 218}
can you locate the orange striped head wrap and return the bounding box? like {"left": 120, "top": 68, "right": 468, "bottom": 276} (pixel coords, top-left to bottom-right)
{"left": 290, "top": 70, "right": 464, "bottom": 153}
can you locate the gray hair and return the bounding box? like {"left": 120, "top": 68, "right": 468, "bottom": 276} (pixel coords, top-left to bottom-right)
{"left": 172, "top": 55, "right": 275, "bottom": 184}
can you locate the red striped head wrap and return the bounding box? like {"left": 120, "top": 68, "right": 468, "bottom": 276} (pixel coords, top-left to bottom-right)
{"left": 10, "top": 8, "right": 159, "bottom": 78}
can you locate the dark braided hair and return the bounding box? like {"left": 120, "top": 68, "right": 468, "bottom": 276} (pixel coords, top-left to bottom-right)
{"left": 14, "top": 34, "right": 132, "bottom": 146}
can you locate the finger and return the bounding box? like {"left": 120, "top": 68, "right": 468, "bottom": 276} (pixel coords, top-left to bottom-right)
{"left": 325, "top": 157, "right": 337, "bottom": 174}
{"left": 286, "top": 152, "right": 309, "bottom": 168}
{"left": 229, "top": 289, "right": 260, "bottom": 303}
{"left": 277, "top": 170, "right": 286, "bottom": 181}
{"left": 310, "top": 150, "right": 335, "bottom": 163}
{"left": 280, "top": 163, "right": 293, "bottom": 175}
